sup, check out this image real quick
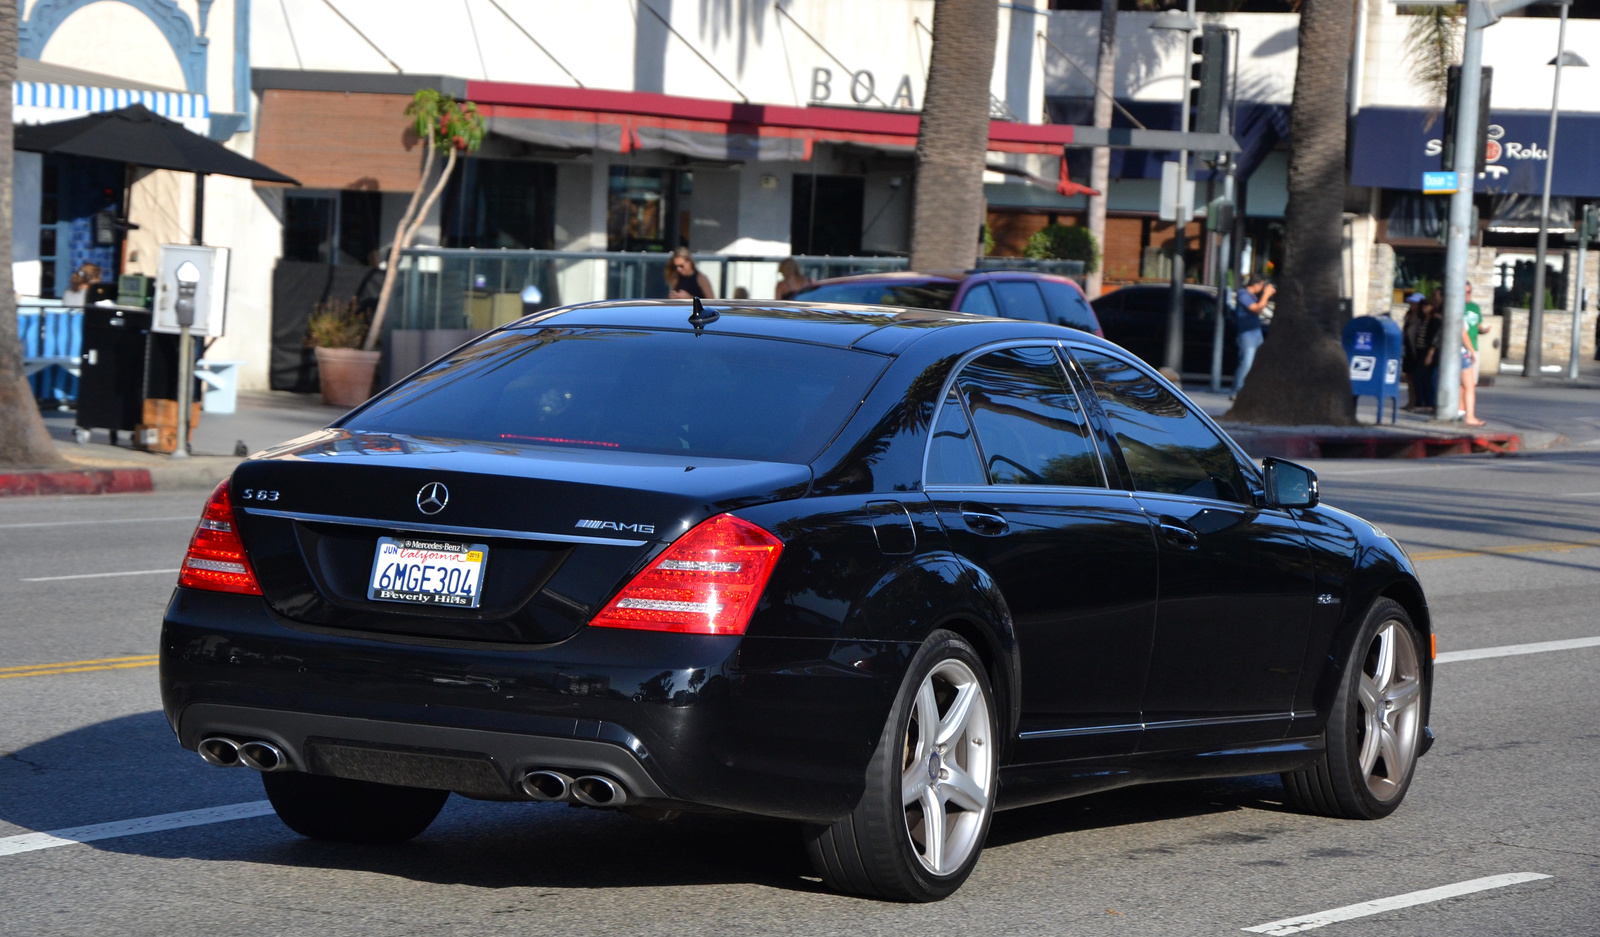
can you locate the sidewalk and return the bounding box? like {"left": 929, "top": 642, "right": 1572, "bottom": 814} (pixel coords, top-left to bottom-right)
{"left": 1182, "top": 358, "right": 1600, "bottom": 458}
{"left": 1, "top": 391, "right": 345, "bottom": 496}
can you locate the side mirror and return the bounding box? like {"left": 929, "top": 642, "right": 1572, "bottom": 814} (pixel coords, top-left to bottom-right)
{"left": 1262, "top": 457, "right": 1318, "bottom": 509}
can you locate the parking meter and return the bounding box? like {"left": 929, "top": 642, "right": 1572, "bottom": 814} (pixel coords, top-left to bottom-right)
{"left": 173, "top": 261, "right": 200, "bottom": 327}
{"left": 1342, "top": 316, "right": 1404, "bottom": 424}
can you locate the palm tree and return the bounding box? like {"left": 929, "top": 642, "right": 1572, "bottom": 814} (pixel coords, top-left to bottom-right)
{"left": 909, "top": 0, "right": 999, "bottom": 272}
{"left": 0, "top": 3, "right": 66, "bottom": 467}
{"left": 1083, "top": 0, "right": 1119, "bottom": 299}
{"left": 1225, "top": 0, "right": 1357, "bottom": 425}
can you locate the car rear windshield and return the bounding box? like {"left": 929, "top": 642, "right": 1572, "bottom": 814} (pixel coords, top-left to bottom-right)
{"left": 795, "top": 281, "right": 958, "bottom": 311}
{"left": 343, "top": 328, "right": 889, "bottom": 464}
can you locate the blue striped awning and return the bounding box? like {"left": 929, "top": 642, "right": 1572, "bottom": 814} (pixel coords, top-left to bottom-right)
{"left": 12, "top": 81, "right": 208, "bottom": 120}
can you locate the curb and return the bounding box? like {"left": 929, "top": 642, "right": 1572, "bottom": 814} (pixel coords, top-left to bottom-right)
{"left": 0, "top": 468, "right": 153, "bottom": 497}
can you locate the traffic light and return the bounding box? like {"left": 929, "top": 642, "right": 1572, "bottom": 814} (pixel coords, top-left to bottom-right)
{"left": 1442, "top": 65, "right": 1493, "bottom": 174}
{"left": 1190, "top": 26, "right": 1230, "bottom": 135}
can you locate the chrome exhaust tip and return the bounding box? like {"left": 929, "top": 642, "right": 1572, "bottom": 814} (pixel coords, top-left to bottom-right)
{"left": 238, "top": 740, "right": 290, "bottom": 772}
{"left": 571, "top": 775, "right": 628, "bottom": 807}
{"left": 519, "top": 770, "right": 574, "bottom": 801}
{"left": 198, "top": 737, "right": 242, "bottom": 768}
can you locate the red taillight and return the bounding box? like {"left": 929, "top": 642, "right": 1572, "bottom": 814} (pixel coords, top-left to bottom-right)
{"left": 178, "top": 480, "right": 263, "bottom": 595}
{"left": 590, "top": 514, "right": 783, "bottom": 636}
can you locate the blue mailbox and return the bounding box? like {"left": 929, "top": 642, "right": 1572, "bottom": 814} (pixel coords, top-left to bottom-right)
{"left": 1342, "top": 315, "right": 1404, "bottom": 423}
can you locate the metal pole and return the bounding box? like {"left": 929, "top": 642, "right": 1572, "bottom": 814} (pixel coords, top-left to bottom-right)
{"left": 1439, "top": 4, "right": 1491, "bottom": 423}
{"left": 1526, "top": 0, "right": 1570, "bottom": 382}
{"left": 1211, "top": 159, "right": 1235, "bottom": 393}
{"left": 172, "top": 171, "right": 206, "bottom": 460}
{"left": 1164, "top": 0, "right": 1196, "bottom": 375}
{"left": 1569, "top": 210, "right": 1588, "bottom": 380}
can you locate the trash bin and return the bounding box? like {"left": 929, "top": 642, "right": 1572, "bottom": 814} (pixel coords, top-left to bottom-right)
{"left": 1342, "top": 315, "right": 1403, "bottom": 424}
{"left": 75, "top": 307, "right": 152, "bottom": 441}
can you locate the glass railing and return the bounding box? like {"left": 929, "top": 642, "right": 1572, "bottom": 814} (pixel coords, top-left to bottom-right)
{"left": 393, "top": 248, "right": 1085, "bottom": 332}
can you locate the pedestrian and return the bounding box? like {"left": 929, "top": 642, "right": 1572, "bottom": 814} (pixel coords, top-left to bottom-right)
{"left": 1401, "top": 292, "right": 1426, "bottom": 410}
{"left": 1460, "top": 283, "right": 1486, "bottom": 425}
{"left": 775, "top": 257, "right": 813, "bottom": 300}
{"left": 60, "top": 262, "right": 102, "bottom": 307}
{"left": 665, "top": 248, "right": 714, "bottom": 300}
{"left": 1414, "top": 298, "right": 1443, "bottom": 413}
{"left": 1232, "top": 275, "right": 1274, "bottom": 397}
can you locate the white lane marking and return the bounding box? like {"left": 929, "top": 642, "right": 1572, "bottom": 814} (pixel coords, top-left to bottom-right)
{"left": 21, "top": 568, "right": 180, "bottom": 583}
{"left": 1243, "top": 873, "right": 1552, "bottom": 935}
{"left": 1558, "top": 491, "right": 1600, "bottom": 497}
{"left": 0, "top": 516, "right": 193, "bottom": 530}
{"left": 0, "top": 801, "right": 275, "bottom": 858}
{"left": 1436, "top": 635, "right": 1600, "bottom": 664}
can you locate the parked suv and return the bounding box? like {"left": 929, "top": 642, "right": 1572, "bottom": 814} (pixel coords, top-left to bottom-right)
{"left": 1091, "top": 283, "right": 1239, "bottom": 377}
{"left": 794, "top": 271, "right": 1102, "bottom": 335}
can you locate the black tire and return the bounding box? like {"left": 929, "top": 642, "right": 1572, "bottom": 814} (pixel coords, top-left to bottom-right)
{"left": 804, "top": 630, "right": 998, "bottom": 902}
{"left": 1282, "top": 597, "right": 1427, "bottom": 820}
{"left": 262, "top": 772, "right": 449, "bottom": 844}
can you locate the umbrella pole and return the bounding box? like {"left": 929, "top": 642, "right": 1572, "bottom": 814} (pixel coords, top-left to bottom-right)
{"left": 172, "top": 172, "right": 205, "bottom": 459}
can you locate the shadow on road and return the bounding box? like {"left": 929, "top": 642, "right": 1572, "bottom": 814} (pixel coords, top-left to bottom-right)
{"left": 4, "top": 711, "right": 1299, "bottom": 893}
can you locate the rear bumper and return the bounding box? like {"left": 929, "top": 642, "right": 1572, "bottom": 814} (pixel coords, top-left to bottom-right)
{"left": 160, "top": 588, "right": 915, "bottom": 822}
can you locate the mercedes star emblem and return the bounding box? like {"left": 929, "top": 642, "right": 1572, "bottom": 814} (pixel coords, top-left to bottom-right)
{"left": 416, "top": 482, "right": 449, "bottom": 515}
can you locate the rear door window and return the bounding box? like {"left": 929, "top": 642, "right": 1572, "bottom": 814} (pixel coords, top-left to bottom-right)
{"left": 959, "top": 284, "right": 999, "bottom": 317}
{"left": 953, "top": 346, "right": 1103, "bottom": 487}
{"left": 1039, "top": 280, "right": 1099, "bottom": 332}
{"left": 992, "top": 280, "right": 1049, "bottom": 322}
{"left": 345, "top": 328, "right": 888, "bottom": 464}
{"left": 1070, "top": 347, "right": 1250, "bottom": 502}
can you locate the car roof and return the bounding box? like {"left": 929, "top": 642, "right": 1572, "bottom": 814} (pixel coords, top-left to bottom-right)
{"left": 515, "top": 299, "right": 1111, "bottom": 355}
{"left": 805, "top": 270, "right": 1083, "bottom": 289}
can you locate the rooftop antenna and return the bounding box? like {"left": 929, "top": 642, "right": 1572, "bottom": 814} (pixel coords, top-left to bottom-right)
{"left": 688, "top": 296, "right": 719, "bottom": 331}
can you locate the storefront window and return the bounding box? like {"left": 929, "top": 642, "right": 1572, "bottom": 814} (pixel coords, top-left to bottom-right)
{"left": 283, "top": 194, "right": 335, "bottom": 263}
{"left": 444, "top": 158, "right": 557, "bottom": 250}
{"left": 792, "top": 174, "right": 864, "bottom": 255}
{"left": 607, "top": 167, "right": 690, "bottom": 252}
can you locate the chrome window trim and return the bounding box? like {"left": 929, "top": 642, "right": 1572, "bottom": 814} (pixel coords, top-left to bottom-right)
{"left": 239, "top": 507, "right": 649, "bottom": 547}
{"left": 919, "top": 339, "right": 1113, "bottom": 492}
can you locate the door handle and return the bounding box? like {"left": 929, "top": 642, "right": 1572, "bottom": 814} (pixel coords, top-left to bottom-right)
{"left": 959, "top": 503, "right": 1009, "bottom": 536}
{"left": 1159, "top": 521, "right": 1198, "bottom": 546}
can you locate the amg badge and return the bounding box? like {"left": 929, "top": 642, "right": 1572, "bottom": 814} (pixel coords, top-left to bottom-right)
{"left": 576, "top": 519, "right": 655, "bottom": 534}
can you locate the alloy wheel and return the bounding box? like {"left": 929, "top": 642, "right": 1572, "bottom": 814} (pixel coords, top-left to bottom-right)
{"left": 900, "top": 658, "right": 994, "bottom": 876}
{"left": 1356, "top": 620, "right": 1424, "bottom": 802}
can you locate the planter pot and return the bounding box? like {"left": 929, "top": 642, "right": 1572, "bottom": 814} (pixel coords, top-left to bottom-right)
{"left": 314, "top": 347, "right": 381, "bottom": 408}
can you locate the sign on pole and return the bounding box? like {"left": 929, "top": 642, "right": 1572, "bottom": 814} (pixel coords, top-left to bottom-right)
{"left": 1422, "top": 171, "right": 1459, "bottom": 194}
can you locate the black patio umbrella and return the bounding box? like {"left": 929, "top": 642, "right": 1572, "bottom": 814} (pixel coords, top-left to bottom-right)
{"left": 15, "top": 103, "right": 298, "bottom": 242}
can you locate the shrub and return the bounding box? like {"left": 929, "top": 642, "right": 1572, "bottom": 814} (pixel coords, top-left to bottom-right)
{"left": 1024, "top": 224, "right": 1100, "bottom": 274}
{"left": 306, "top": 298, "right": 371, "bottom": 349}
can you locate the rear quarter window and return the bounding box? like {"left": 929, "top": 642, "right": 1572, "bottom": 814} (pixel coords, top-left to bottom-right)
{"left": 1039, "top": 280, "right": 1100, "bottom": 333}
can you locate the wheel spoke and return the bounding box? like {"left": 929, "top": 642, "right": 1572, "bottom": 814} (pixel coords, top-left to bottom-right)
{"left": 1358, "top": 716, "right": 1381, "bottom": 775}
{"left": 941, "top": 764, "right": 987, "bottom": 813}
{"left": 934, "top": 683, "right": 977, "bottom": 747}
{"left": 1386, "top": 676, "right": 1422, "bottom": 712}
{"left": 915, "top": 681, "right": 939, "bottom": 752}
{"left": 1359, "top": 673, "right": 1381, "bottom": 714}
{"left": 903, "top": 763, "right": 929, "bottom": 806}
{"left": 920, "top": 787, "right": 945, "bottom": 874}
{"left": 1371, "top": 624, "right": 1396, "bottom": 692}
{"left": 1377, "top": 721, "right": 1405, "bottom": 781}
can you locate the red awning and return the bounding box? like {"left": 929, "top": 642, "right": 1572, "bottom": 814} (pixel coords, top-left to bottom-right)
{"left": 465, "top": 81, "right": 1075, "bottom": 161}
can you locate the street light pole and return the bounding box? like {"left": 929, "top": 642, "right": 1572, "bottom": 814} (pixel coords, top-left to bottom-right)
{"left": 1526, "top": 0, "right": 1572, "bottom": 381}
{"left": 1154, "top": 1, "right": 1198, "bottom": 375}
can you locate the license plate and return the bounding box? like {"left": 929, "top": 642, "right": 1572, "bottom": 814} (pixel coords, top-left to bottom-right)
{"left": 367, "top": 537, "right": 488, "bottom": 608}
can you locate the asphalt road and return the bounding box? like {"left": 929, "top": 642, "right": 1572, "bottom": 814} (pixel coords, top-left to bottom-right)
{"left": 2, "top": 450, "right": 1598, "bottom": 936}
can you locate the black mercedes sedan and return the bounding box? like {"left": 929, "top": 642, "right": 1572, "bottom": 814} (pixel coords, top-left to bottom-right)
{"left": 161, "top": 300, "right": 1433, "bottom": 902}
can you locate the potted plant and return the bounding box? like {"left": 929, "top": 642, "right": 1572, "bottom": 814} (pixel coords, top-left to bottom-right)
{"left": 307, "top": 298, "right": 378, "bottom": 407}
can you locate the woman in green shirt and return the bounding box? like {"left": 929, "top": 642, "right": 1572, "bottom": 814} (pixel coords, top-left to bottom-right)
{"left": 1460, "top": 283, "right": 1485, "bottom": 426}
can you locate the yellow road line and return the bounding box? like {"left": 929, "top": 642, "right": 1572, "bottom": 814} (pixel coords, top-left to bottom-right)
{"left": 0, "top": 655, "right": 159, "bottom": 680}
{"left": 1411, "top": 538, "right": 1600, "bottom": 562}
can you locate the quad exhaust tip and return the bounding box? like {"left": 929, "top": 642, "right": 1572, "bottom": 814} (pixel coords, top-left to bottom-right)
{"left": 571, "top": 775, "right": 627, "bottom": 807}
{"left": 198, "top": 737, "right": 291, "bottom": 772}
{"left": 519, "top": 770, "right": 574, "bottom": 801}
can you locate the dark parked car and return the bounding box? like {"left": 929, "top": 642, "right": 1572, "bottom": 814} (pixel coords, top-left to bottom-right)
{"left": 1092, "top": 283, "right": 1239, "bottom": 377}
{"left": 795, "top": 270, "right": 1102, "bottom": 335}
{"left": 163, "top": 300, "right": 1432, "bottom": 901}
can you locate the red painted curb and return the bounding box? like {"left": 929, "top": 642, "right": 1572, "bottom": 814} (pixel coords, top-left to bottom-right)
{"left": 1226, "top": 430, "right": 1523, "bottom": 460}
{"left": 0, "top": 468, "right": 154, "bottom": 497}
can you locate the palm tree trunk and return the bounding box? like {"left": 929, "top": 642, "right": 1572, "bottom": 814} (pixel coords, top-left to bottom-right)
{"left": 0, "top": 3, "right": 65, "bottom": 467}
{"left": 1225, "top": 0, "right": 1357, "bottom": 425}
{"left": 1084, "top": 0, "right": 1118, "bottom": 299}
{"left": 909, "top": 0, "right": 999, "bottom": 272}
